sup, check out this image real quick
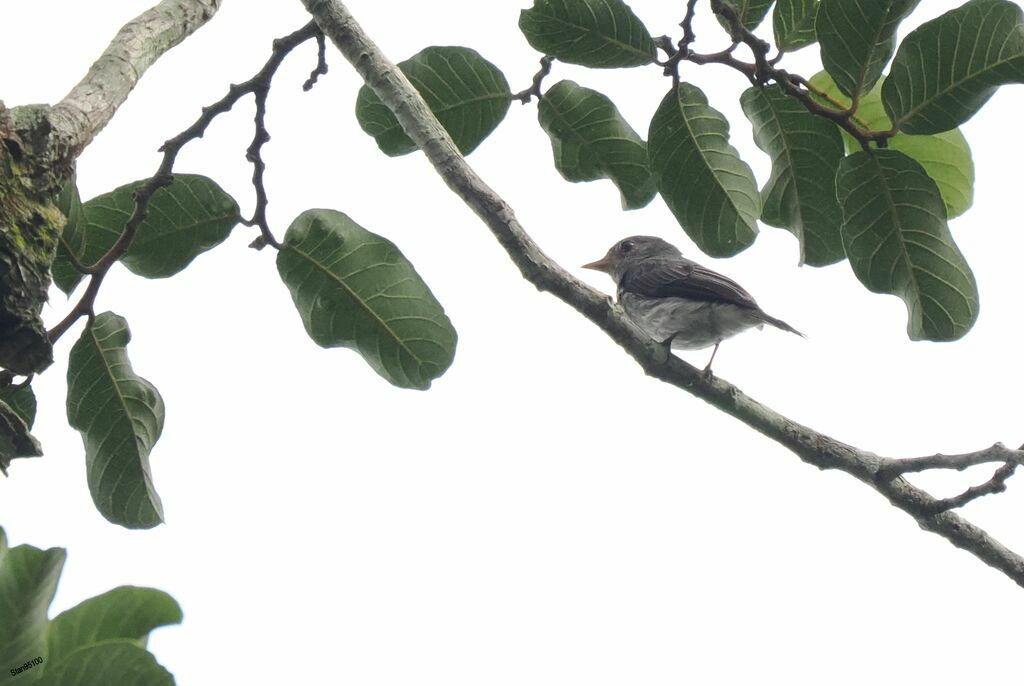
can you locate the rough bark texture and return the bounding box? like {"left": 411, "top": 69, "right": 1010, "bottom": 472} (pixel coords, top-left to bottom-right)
{"left": 0, "top": 0, "right": 221, "bottom": 375}
{"left": 47, "top": 0, "right": 223, "bottom": 161}
{"left": 0, "top": 104, "right": 64, "bottom": 374}
{"left": 302, "top": 0, "right": 1024, "bottom": 588}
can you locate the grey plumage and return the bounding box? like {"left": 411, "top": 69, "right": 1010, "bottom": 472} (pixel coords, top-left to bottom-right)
{"left": 583, "top": 235, "right": 801, "bottom": 370}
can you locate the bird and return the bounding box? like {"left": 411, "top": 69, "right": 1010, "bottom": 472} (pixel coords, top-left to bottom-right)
{"left": 583, "top": 235, "right": 802, "bottom": 373}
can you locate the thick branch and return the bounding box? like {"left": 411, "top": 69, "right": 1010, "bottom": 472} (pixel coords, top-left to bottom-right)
{"left": 47, "top": 0, "right": 222, "bottom": 162}
{"left": 303, "top": 0, "right": 1024, "bottom": 588}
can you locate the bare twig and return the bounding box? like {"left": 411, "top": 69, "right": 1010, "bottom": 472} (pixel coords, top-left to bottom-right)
{"left": 511, "top": 56, "right": 554, "bottom": 104}
{"left": 926, "top": 464, "right": 1019, "bottom": 514}
{"left": 680, "top": 0, "right": 700, "bottom": 48}
{"left": 303, "top": 30, "right": 329, "bottom": 91}
{"left": 304, "top": 0, "right": 1024, "bottom": 588}
{"left": 49, "top": 22, "right": 321, "bottom": 342}
{"left": 888, "top": 444, "right": 1024, "bottom": 474}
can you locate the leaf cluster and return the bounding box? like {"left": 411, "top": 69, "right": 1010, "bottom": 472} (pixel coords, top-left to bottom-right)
{"left": 0, "top": 526, "right": 181, "bottom": 685}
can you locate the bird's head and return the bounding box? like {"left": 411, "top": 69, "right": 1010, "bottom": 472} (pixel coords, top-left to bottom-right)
{"left": 582, "top": 235, "right": 681, "bottom": 281}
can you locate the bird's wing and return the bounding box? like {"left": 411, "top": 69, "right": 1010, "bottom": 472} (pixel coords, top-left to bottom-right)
{"left": 619, "top": 258, "right": 760, "bottom": 309}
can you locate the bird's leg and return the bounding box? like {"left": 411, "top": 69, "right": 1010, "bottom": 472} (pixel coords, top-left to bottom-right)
{"left": 702, "top": 342, "right": 721, "bottom": 378}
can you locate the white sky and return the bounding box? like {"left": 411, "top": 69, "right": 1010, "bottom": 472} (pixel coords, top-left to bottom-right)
{"left": 3, "top": 1, "right": 1024, "bottom": 684}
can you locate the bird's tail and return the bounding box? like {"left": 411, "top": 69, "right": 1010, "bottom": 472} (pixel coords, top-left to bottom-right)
{"left": 754, "top": 310, "right": 805, "bottom": 338}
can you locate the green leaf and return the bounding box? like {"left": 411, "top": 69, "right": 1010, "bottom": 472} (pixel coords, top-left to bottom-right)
{"left": 54, "top": 175, "right": 239, "bottom": 292}
{"left": 518, "top": 0, "right": 656, "bottom": 68}
{"left": 48, "top": 587, "right": 182, "bottom": 665}
{"left": 883, "top": 0, "right": 1024, "bottom": 134}
{"left": 809, "top": 71, "right": 974, "bottom": 218}
{"left": 355, "top": 46, "right": 510, "bottom": 156}
{"left": 52, "top": 178, "right": 85, "bottom": 295}
{"left": 836, "top": 150, "right": 978, "bottom": 341}
{"left": 740, "top": 85, "right": 845, "bottom": 266}
{"left": 0, "top": 382, "right": 39, "bottom": 474}
{"left": 537, "top": 80, "right": 656, "bottom": 210}
{"left": 816, "top": 0, "right": 920, "bottom": 98}
{"left": 717, "top": 0, "right": 775, "bottom": 31}
{"left": 0, "top": 532, "right": 65, "bottom": 674}
{"left": 773, "top": 0, "right": 819, "bottom": 51}
{"left": 66, "top": 312, "right": 165, "bottom": 529}
{"left": 277, "top": 210, "right": 458, "bottom": 390}
{"left": 0, "top": 396, "right": 42, "bottom": 476}
{"left": 0, "top": 382, "right": 36, "bottom": 428}
{"left": 34, "top": 641, "right": 174, "bottom": 686}
{"left": 648, "top": 83, "right": 760, "bottom": 257}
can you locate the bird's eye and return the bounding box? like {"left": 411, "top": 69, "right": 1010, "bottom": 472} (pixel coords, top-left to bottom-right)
{"left": 619, "top": 240, "right": 634, "bottom": 253}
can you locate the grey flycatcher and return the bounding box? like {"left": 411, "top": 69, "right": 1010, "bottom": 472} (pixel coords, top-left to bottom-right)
{"left": 583, "top": 235, "right": 802, "bottom": 372}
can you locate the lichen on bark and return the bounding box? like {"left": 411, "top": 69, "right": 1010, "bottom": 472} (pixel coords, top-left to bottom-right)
{"left": 0, "top": 102, "right": 70, "bottom": 375}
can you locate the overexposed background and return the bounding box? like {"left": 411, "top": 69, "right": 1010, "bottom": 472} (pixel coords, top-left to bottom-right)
{"left": 3, "top": 0, "right": 1024, "bottom": 683}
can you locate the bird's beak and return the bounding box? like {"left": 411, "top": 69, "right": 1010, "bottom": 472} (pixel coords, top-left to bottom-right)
{"left": 582, "top": 256, "right": 613, "bottom": 272}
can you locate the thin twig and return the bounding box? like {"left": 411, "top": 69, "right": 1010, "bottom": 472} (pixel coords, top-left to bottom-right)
{"left": 885, "top": 443, "right": 1024, "bottom": 474}
{"left": 511, "top": 56, "right": 554, "bottom": 104}
{"left": 49, "top": 21, "right": 321, "bottom": 343}
{"left": 680, "top": 0, "right": 699, "bottom": 48}
{"left": 303, "top": 29, "right": 329, "bottom": 91}
{"left": 924, "top": 464, "right": 1019, "bottom": 515}
{"left": 695, "top": 0, "right": 897, "bottom": 149}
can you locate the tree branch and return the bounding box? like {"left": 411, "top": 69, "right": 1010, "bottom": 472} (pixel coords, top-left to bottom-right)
{"left": 302, "top": 0, "right": 1024, "bottom": 588}
{"left": 889, "top": 443, "right": 1024, "bottom": 473}
{"left": 48, "top": 21, "right": 322, "bottom": 343}
{"left": 46, "top": 0, "right": 223, "bottom": 162}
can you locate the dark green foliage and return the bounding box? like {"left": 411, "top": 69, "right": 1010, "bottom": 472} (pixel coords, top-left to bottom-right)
{"left": 741, "top": 85, "right": 845, "bottom": 266}
{"left": 277, "top": 210, "right": 458, "bottom": 390}
{"left": 836, "top": 150, "right": 978, "bottom": 341}
{"left": 66, "top": 313, "right": 165, "bottom": 529}
{"left": 355, "top": 46, "right": 510, "bottom": 156}
{"left": 519, "top": 0, "right": 656, "bottom": 67}
{"left": 648, "top": 83, "right": 760, "bottom": 257}
{"left": 537, "top": 80, "right": 656, "bottom": 209}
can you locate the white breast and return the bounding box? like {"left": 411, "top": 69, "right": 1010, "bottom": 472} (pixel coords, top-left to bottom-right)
{"left": 619, "top": 293, "right": 763, "bottom": 350}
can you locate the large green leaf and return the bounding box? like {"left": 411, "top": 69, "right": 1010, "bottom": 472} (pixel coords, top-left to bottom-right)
{"left": 52, "top": 177, "right": 85, "bottom": 294}
{"left": 48, "top": 587, "right": 182, "bottom": 665}
{"left": 0, "top": 382, "right": 36, "bottom": 428}
{"left": 816, "top": 0, "right": 920, "bottom": 98}
{"left": 648, "top": 83, "right": 760, "bottom": 257}
{"left": 34, "top": 642, "right": 174, "bottom": 686}
{"left": 717, "top": 0, "right": 775, "bottom": 31}
{"left": 809, "top": 71, "right": 974, "bottom": 218}
{"left": 836, "top": 150, "right": 978, "bottom": 341}
{"left": 52, "top": 175, "right": 239, "bottom": 293}
{"left": 883, "top": 0, "right": 1024, "bottom": 134}
{"left": 740, "top": 85, "right": 845, "bottom": 266}
{"left": 537, "top": 80, "right": 655, "bottom": 210}
{"left": 773, "top": 0, "right": 819, "bottom": 51}
{"left": 519, "top": 0, "right": 656, "bottom": 68}
{"left": 0, "top": 530, "right": 65, "bottom": 675}
{"left": 0, "top": 530, "right": 180, "bottom": 686}
{"left": 66, "top": 312, "right": 165, "bottom": 529}
{"left": 355, "top": 46, "right": 510, "bottom": 156}
{"left": 277, "top": 210, "right": 458, "bottom": 390}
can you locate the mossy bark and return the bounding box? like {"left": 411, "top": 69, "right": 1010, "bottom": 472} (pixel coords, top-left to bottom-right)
{"left": 0, "top": 103, "right": 69, "bottom": 375}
